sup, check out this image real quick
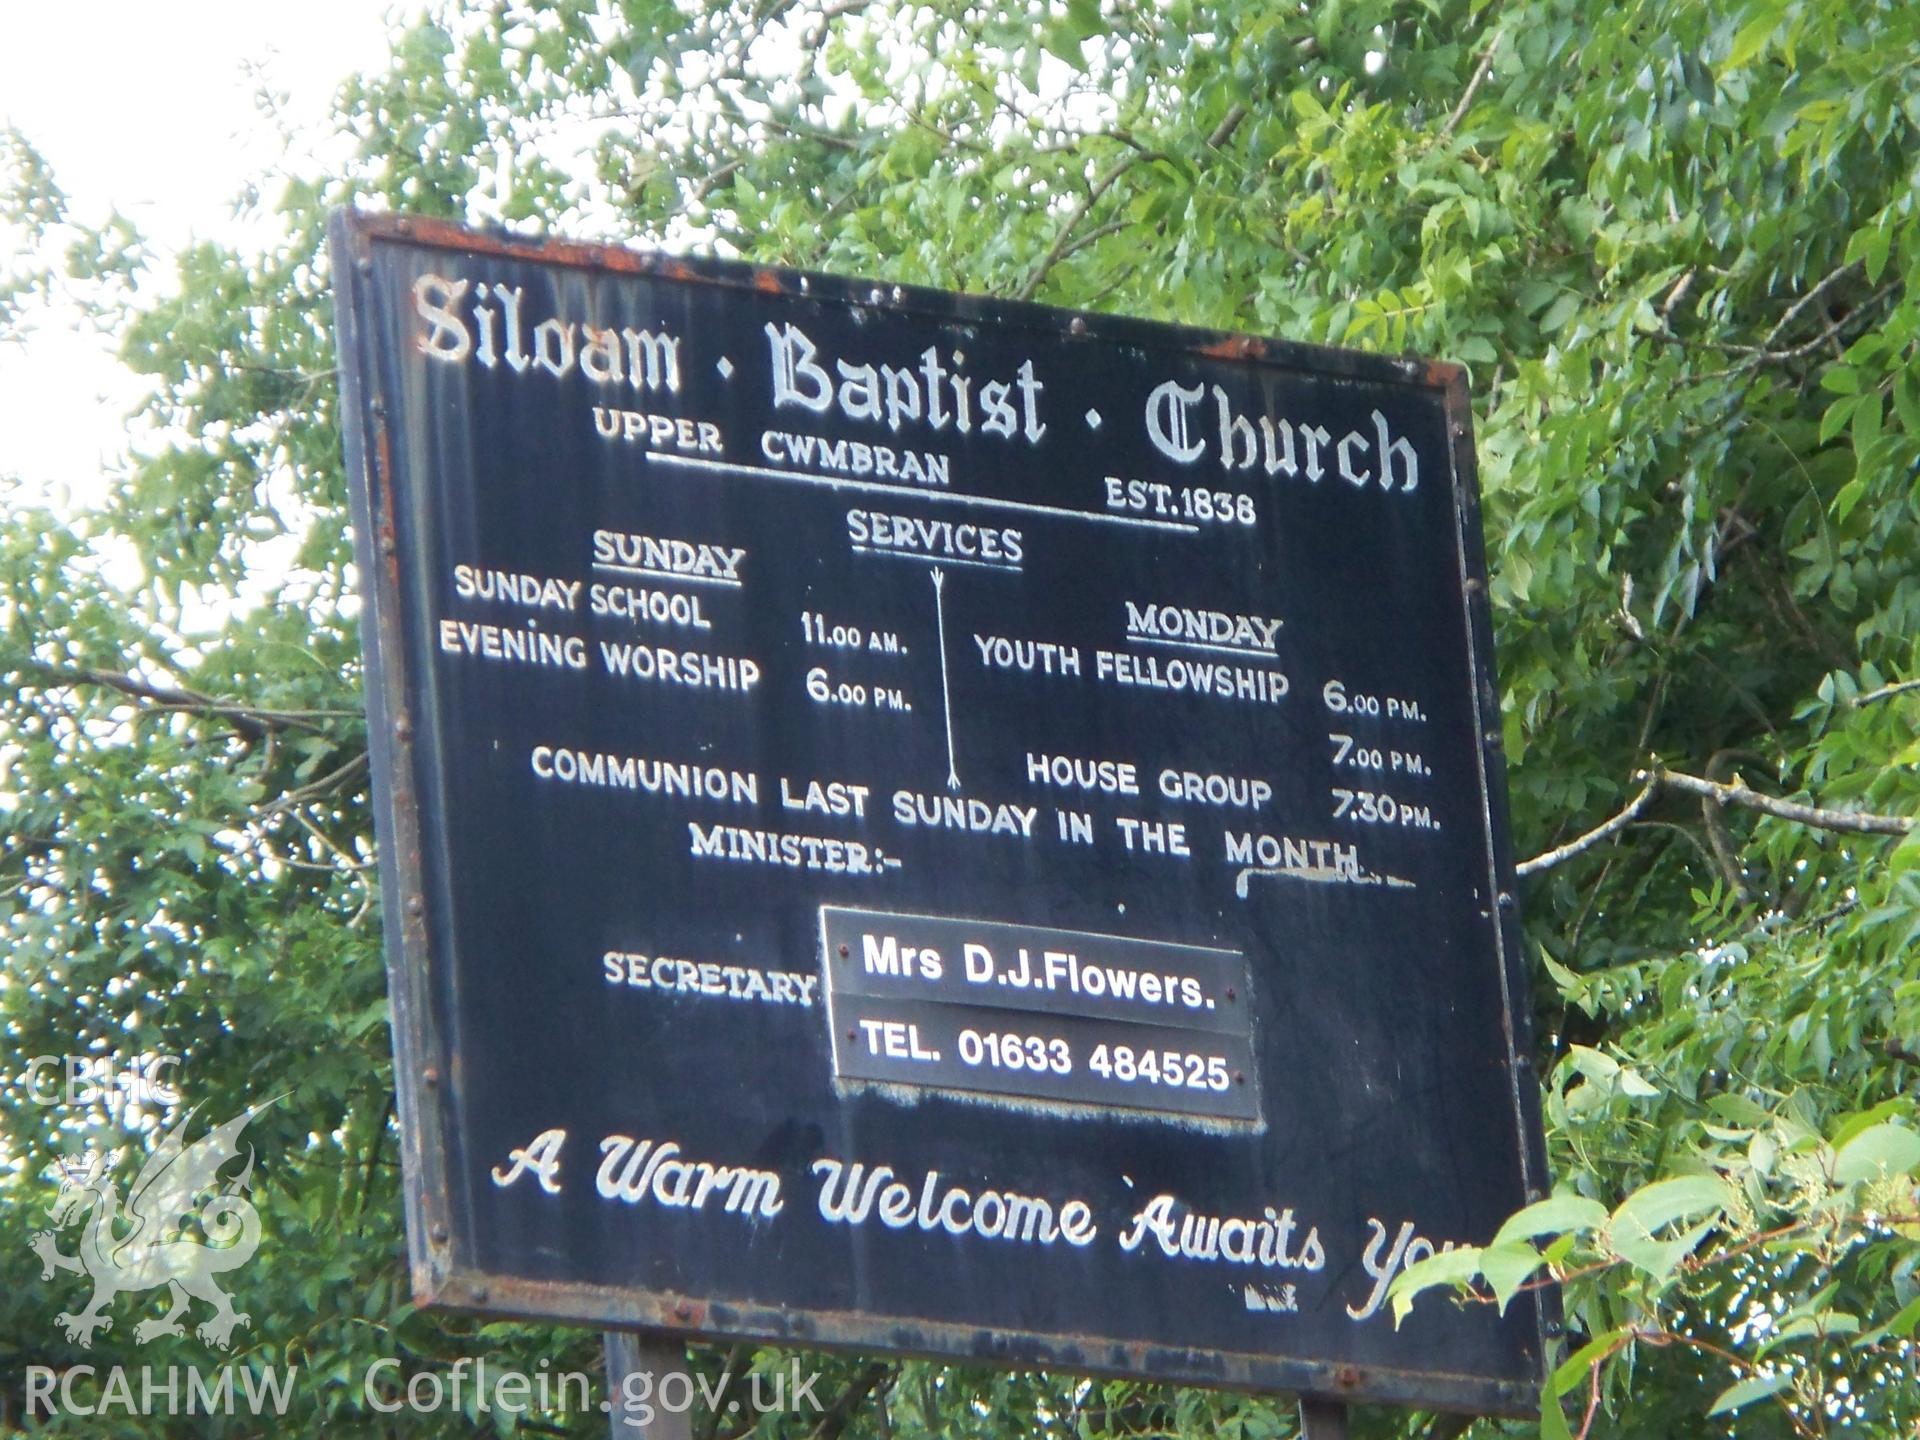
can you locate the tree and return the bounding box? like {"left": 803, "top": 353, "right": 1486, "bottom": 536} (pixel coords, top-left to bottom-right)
{"left": 3, "top": 0, "right": 1918, "bottom": 1434}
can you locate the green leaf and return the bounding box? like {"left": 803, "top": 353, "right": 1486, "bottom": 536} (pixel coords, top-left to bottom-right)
{"left": 1041, "top": 19, "right": 1086, "bottom": 70}
{"left": 1758, "top": 1310, "right": 1860, "bottom": 1357}
{"left": 1387, "top": 1244, "right": 1485, "bottom": 1326}
{"left": 1828, "top": 1102, "right": 1907, "bottom": 1151}
{"left": 1608, "top": 1176, "right": 1730, "bottom": 1278}
{"left": 1616, "top": 1066, "right": 1659, "bottom": 1098}
{"left": 1540, "top": 291, "right": 1581, "bottom": 332}
{"left": 1541, "top": 953, "right": 1581, "bottom": 994}
{"left": 1065, "top": 0, "right": 1104, "bottom": 40}
{"left": 1617, "top": 1213, "right": 1717, "bottom": 1280}
{"left": 1480, "top": 1241, "right": 1545, "bottom": 1314}
{"left": 1707, "top": 1372, "right": 1790, "bottom": 1416}
{"left": 1853, "top": 391, "right": 1883, "bottom": 457}
{"left": 1846, "top": 223, "right": 1893, "bottom": 284}
{"left": 1493, "top": 1194, "right": 1609, "bottom": 1246}
{"left": 1541, "top": 1389, "right": 1574, "bottom": 1440}
{"left": 1727, "top": 5, "right": 1783, "bottom": 68}
{"left": 1833, "top": 476, "right": 1866, "bottom": 521}
{"left": 1894, "top": 368, "right": 1920, "bottom": 438}
{"left": 1566, "top": 1045, "right": 1619, "bottom": 1081}
{"left": 1852, "top": 1295, "right": 1920, "bottom": 1350}
{"left": 1890, "top": 829, "right": 1920, "bottom": 879}
{"left": 1710, "top": 1094, "right": 1774, "bottom": 1128}
{"left": 1832, "top": 1124, "right": 1920, "bottom": 1184}
{"left": 1819, "top": 395, "right": 1857, "bottom": 444}
{"left": 1550, "top": 1329, "right": 1628, "bottom": 1399}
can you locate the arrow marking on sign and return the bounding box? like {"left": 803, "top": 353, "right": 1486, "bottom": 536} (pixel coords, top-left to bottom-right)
{"left": 931, "top": 567, "right": 960, "bottom": 790}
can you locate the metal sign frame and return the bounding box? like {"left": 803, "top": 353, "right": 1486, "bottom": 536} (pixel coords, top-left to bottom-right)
{"left": 330, "top": 207, "right": 1552, "bottom": 1417}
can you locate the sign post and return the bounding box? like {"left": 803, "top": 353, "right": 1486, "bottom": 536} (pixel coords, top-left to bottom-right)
{"left": 604, "top": 1331, "right": 690, "bottom": 1440}
{"left": 331, "top": 208, "right": 1552, "bottom": 1420}
{"left": 1300, "top": 1397, "right": 1351, "bottom": 1440}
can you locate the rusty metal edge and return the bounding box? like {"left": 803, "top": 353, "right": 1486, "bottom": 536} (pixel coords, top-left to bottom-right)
{"left": 327, "top": 204, "right": 1550, "bottom": 1422}
{"left": 333, "top": 207, "right": 1473, "bottom": 392}
{"left": 1437, "top": 367, "right": 1562, "bottom": 1398}
{"left": 328, "top": 208, "right": 458, "bottom": 1302}
{"left": 428, "top": 1265, "right": 1542, "bottom": 1417}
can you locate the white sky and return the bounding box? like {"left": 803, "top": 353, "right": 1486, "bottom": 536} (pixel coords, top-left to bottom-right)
{"left": 0, "top": 0, "right": 408, "bottom": 505}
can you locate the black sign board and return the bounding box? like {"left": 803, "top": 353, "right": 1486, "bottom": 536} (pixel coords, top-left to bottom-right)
{"left": 331, "top": 209, "right": 1550, "bottom": 1415}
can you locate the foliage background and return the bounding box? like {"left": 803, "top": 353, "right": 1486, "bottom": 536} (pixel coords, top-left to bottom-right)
{"left": 3, "top": 0, "right": 1918, "bottom": 1434}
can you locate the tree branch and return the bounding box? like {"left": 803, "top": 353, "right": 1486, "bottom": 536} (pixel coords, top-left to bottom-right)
{"left": 699, "top": 1345, "right": 748, "bottom": 1440}
{"left": 1644, "top": 764, "right": 1913, "bottom": 837}
{"left": 1206, "top": 102, "right": 1249, "bottom": 149}
{"left": 1516, "top": 778, "right": 1659, "bottom": 876}
{"left": 1015, "top": 153, "right": 1142, "bottom": 302}
{"left": 1754, "top": 260, "right": 1861, "bottom": 354}
{"left": 1519, "top": 763, "right": 1914, "bottom": 877}
{"left": 289, "top": 808, "right": 377, "bottom": 872}
{"left": 1440, "top": 35, "right": 1500, "bottom": 140}
{"left": 1572, "top": 1355, "right": 1603, "bottom": 1440}
{"left": 1854, "top": 677, "right": 1920, "bottom": 707}
{"left": 25, "top": 662, "right": 348, "bottom": 737}
{"left": 1733, "top": 283, "right": 1898, "bottom": 371}
{"left": 1049, "top": 216, "right": 1129, "bottom": 269}
{"left": 807, "top": 1363, "right": 893, "bottom": 1440}
{"left": 354, "top": 1091, "right": 397, "bottom": 1228}
{"left": 1659, "top": 268, "right": 1696, "bottom": 317}
{"left": 256, "top": 751, "right": 370, "bottom": 816}
{"left": 1699, "top": 751, "right": 1760, "bottom": 901}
